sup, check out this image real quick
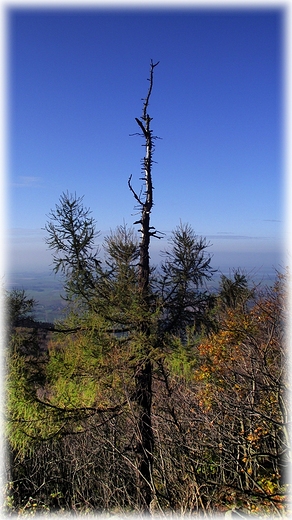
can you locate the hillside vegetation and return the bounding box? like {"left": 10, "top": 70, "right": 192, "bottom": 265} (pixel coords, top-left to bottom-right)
{"left": 5, "top": 269, "right": 289, "bottom": 516}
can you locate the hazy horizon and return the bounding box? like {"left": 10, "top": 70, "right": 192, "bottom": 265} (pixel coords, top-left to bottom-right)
{"left": 7, "top": 225, "right": 283, "bottom": 280}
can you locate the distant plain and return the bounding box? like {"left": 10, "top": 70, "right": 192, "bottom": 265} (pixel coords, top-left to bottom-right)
{"left": 6, "top": 272, "right": 66, "bottom": 323}
{"left": 6, "top": 265, "right": 280, "bottom": 324}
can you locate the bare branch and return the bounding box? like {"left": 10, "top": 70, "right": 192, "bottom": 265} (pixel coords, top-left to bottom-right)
{"left": 142, "top": 60, "right": 160, "bottom": 121}
{"left": 128, "top": 174, "right": 143, "bottom": 205}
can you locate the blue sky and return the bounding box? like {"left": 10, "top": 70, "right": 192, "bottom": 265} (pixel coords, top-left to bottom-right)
{"left": 7, "top": 7, "right": 284, "bottom": 276}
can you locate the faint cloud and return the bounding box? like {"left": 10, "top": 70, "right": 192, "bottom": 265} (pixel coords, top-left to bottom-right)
{"left": 263, "top": 219, "right": 282, "bottom": 222}
{"left": 208, "top": 233, "right": 266, "bottom": 240}
{"left": 9, "top": 228, "right": 46, "bottom": 243}
{"left": 12, "top": 176, "right": 43, "bottom": 188}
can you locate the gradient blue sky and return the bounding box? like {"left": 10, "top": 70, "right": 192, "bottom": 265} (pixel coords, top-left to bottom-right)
{"left": 7, "top": 6, "right": 284, "bottom": 276}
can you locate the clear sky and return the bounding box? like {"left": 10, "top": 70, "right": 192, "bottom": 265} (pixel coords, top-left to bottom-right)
{"left": 7, "top": 6, "right": 284, "bottom": 277}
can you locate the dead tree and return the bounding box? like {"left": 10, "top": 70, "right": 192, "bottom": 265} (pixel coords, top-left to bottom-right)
{"left": 128, "top": 60, "right": 160, "bottom": 512}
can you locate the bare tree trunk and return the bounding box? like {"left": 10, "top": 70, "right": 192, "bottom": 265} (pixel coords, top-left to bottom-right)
{"left": 128, "top": 60, "right": 159, "bottom": 511}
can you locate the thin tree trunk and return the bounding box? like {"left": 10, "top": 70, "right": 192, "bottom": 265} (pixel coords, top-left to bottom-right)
{"left": 128, "top": 60, "right": 159, "bottom": 511}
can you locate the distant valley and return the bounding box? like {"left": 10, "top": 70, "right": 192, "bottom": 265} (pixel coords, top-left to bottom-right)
{"left": 6, "top": 271, "right": 66, "bottom": 323}
{"left": 6, "top": 266, "right": 279, "bottom": 324}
